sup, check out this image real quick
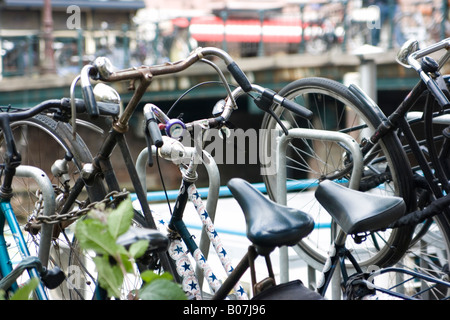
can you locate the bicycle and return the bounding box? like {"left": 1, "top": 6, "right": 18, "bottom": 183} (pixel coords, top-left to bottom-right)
{"left": 4, "top": 46, "right": 313, "bottom": 299}
{"left": 0, "top": 100, "right": 108, "bottom": 299}
{"left": 259, "top": 38, "right": 450, "bottom": 294}
{"left": 314, "top": 178, "right": 450, "bottom": 299}
{"left": 210, "top": 176, "right": 450, "bottom": 300}
{"left": 0, "top": 98, "right": 176, "bottom": 299}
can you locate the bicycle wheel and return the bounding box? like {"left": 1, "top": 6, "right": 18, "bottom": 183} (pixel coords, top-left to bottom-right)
{"left": 0, "top": 114, "right": 106, "bottom": 299}
{"left": 396, "top": 100, "right": 450, "bottom": 299}
{"left": 0, "top": 114, "right": 163, "bottom": 299}
{"left": 260, "top": 77, "right": 415, "bottom": 271}
{"left": 395, "top": 215, "right": 450, "bottom": 299}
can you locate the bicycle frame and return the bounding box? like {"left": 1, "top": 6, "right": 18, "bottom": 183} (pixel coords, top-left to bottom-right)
{"left": 0, "top": 165, "right": 55, "bottom": 299}
{"left": 0, "top": 200, "right": 47, "bottom": 299}
{"left": 354, "top": 75, "right": 450, "bottom": 224}
{"left": 136, "top": 135, "right": 248, "bottom": 299}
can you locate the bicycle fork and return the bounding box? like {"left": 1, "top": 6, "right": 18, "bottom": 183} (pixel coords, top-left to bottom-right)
{"left": 316, "top": 229, "right": 363, "bottom": 298}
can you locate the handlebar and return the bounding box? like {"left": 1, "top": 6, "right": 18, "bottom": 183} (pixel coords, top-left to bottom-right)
{"left": 406, "top": 38, "right": 450, "bottom": 108}
{"left": 0, "top": 98, "right": 118, "bottom": 124}
{"left": 87, "top": 47, "right": 312, "bottom": 123}
{"left": 0, "top": 99, "right": 74, "bottom": 170}
{"left": 80, "top": 65, "right": 100, "bottom": 118}
{"left": 143, "top": 104, "right": 164, "bottom": 148}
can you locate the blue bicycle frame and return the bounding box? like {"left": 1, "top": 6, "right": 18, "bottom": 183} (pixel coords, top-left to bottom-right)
{"left": 0, "top": 199, "right": 48, "bottom": 299}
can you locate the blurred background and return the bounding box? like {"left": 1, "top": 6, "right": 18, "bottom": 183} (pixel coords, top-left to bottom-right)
{"left": 0, "top": 0, "right": 449, "bottom": 188}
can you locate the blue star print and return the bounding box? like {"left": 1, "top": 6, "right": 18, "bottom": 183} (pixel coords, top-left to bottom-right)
{"left": 237, "top": 286, "right": 246, "bottom": 296}
{"left": 189, "top": 281, "right": 197, "bottom": 290}
{"left": 209, "top": 273, "right": 217, "bottom": 282}
{"left": 182, "top": 262, "right": 191, "bottom": 271}
{"left": 174, "top": 246, "right": 184, "bottom": 254}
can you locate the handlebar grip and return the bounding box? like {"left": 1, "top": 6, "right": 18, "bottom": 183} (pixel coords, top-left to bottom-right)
{"left": 280, "top": 98, "right": 313, "bottom": 120}
{"left": 227, "top": 62, "right": 252, "bottom": 92}
{"left": 81, "top": 65, "right": 100, "bottom": 118}
{"left": 144, "top": 104, "right": 163, "bottom": 148}
{"left": 425, "top": 77, "right": 450, "bottom": 108}
{"left": 81, "top": 86, "right": 99, "bottom": 118}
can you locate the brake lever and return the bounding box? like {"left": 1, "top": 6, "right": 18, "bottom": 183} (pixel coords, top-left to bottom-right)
{"left": 144, "top": 129, "right": 154, "bottom": 167}
{"left": 254, "top": 95, "right": 289, "bottom": 135}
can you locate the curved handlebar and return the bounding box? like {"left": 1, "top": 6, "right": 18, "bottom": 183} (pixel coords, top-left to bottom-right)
{"left": 143, "top": 104, "right": 164, "bottom": 148}
{"left": 88, "top": 47, "right": 313, "bottom": 125}
{"left": 221, "top": 84, "right": 313, "bottom": 121}
{"left": 80, "top": 65, "right": 100, "bottom": 118}
{"left": 405, "top": 38, "right": 450, "bottom": 109}
{"left": 90, "top": 47, "right": 252, "bottom": 120}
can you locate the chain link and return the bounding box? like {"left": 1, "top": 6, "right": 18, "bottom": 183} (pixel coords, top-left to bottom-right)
{"left": 27, "top": 189, "right": 130, "bottom": 228}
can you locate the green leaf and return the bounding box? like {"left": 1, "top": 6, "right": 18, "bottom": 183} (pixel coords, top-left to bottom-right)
{"left": 129, "top": 239, "right": 149, "bottom": 259}
{"left": 10, "top": 277, "right": 40, "bottom": 300}
{"left": 140, "top": 270, "right": 173, "bottom": 283}
{"left": 139, "top": 279, "right": 187, "bottom": 300}
{"left": 108, "top": 198, "right": 134, "bottom": 239}
{"left": 118, "top": 252, "right": 134, "bottom": 274}
{"left": 94, "top": 255, "right": 124, "bottom": 298}
{"left": 75, "top": 219, "right": 120, "bottom": 256}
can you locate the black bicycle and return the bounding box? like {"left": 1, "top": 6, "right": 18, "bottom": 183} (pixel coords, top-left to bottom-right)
{"left": 2, "top": 46, "right": 313, "bottom": 299}
{"left": 259, "top": 38, "right": 450, "bottom": 295}
{"left": 211, "top": 176, "right": 450, "bottom": 300}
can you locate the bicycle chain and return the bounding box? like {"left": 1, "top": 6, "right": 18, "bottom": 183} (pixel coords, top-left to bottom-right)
{"left": 26, "top": 189, "right": 130, "bottom": 228}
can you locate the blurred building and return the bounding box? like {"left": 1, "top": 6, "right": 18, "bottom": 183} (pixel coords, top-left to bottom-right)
{"left": 0, "top": 0, "right": 145, "bottom": 77}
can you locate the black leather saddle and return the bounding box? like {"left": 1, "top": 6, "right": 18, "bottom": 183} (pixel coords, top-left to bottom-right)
{"left": 227, "top": 178, "right": 314, "bottom": 252}
{"left": 315, "top": 180, "right": 406, "bottom": 235}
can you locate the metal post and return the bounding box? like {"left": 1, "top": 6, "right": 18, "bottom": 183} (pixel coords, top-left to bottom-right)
{"left": 258, "top": 10, "right": 265, "bottom": 57}
{"left": 122, "top": 24, "right": 129, "bottom": 68}
{"left": 77, "top": 28, "right": 83, "bottom": 71}
{"left": 221, "top": 10, "right": 228, "bottom": 52}
{"left": 360, "top": 58, "right": 377, "bottom": 103}
{"left": 298, "top": 4, "right": 305, "bottom": 54}
{"left": 353, "top": 45, "right": 383, "bottom": 103}
{"left": 387, "top": 0, "right": 395, "bottom": 50}
{"left": 342, "top": 0, "right": 349, "bottom": 53}
{"left": 0, "top": 36, "right": 3, "bottom": 80}
{"left": 41, "top": 0, "right": 56, "bottom": 74}
{"left": 442, "top": 0, "right": 448, "bottom": 41}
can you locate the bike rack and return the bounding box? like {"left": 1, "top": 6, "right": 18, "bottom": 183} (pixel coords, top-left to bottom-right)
{"left": 15, "top": 165, "right": 56, "bottom": 269}
{"left": 135, "top": 129, "right": 363, "bottom": 299}
{"left": 136, "top": 145, "right": 221, "bottom": 289}
{"left": 275, "top": 128, "right": 363, "bottom": 299}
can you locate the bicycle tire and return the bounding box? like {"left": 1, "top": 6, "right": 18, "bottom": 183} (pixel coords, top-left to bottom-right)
{"left": 395, "top": 96, "right": 450, "bottom": 299}
{"left": 45, "top": 116, "right": 180, "bottom": 299}
{"left": 259, "top": 77, "right": 416, "bottom": 271}
{"left": 0, "top": 114, "right": 103, "bottom": 299}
